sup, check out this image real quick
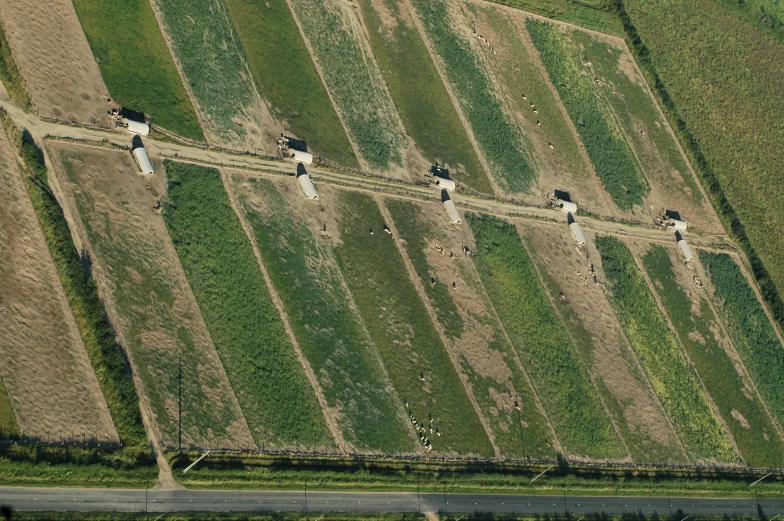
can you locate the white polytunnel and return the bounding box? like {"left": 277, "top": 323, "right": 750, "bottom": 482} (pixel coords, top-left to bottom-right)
{"left": 290, "top": 150, "right": 313, "bottom": 165}
{"left": 569, "top": 222, "right": 587, "bottom": 246}
{"left": 435, "top": 178, "right": 456, "bottom": 191}
{"left": 443, "top": 199, "right": 462, "bottom": 224}
{"left": 678, "top": 239, "right": 695, "bottom": 261}
{"left": 123, "top": 118, "right": 149, "bottom": 136}
{"left": 297, "top": 172, "right": 319, "bottom": 200}
{"left": 132, "top": 147, "right": 154, "bottom": 175}
{"left": 668, "top": 219, "right": 688, "bottom": 231}
{"left": 559, "top": 201, "right": 578, "bottom": 213}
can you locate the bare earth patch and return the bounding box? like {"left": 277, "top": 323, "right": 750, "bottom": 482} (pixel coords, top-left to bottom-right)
{"left": 0, "top": 0, "right": 110, "bottom": 125}
{"left": 49, "top": 143, "right": 253, "bottom": 450}
{"left": 0, "top": 128, "right": 116, "bottom": 442}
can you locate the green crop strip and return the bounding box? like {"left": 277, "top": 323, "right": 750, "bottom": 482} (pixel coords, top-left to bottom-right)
{"left": 154, "top": 0, "right": 263, "bottom": 145}
{"left": 527, "top": 21, "right": 647, "bottom": 210}
{"left": 288, "top": 0, "right": 404, "bottom": 170}
{"left": 387, "top": 200, "right": 556, "bottom": 459}
{"left": 700, "top": 252, "right": 784, "bottom": 433}
{"left": 356, "top": 0, "right": 491, "bottom": 193}
{"left": 0, "top": 376, "right": 18, "bottom": 437}
{"left": 233, "top": 177, "right": 413, "bottom": 453}
{"left": 72, "top": 0, "right": 204, "bottom": 141}
{"left": 595, "top": 236, "right": 736, "bottom": 463}
{"left": 222, "top": 0, "right": 358, "bottom": 167}
{"left": 467, "top": 214, "right": 622, "bottom": 459}
{"left": 487, "top": 0, "right": 624, "bottom": 36}
{"left": 411, "top": 0, "right": 534, "bottom": 193}
{"left": 643, "top": 245, "right": 784, "bottom": 468}
{"left": 163, "top": 161, "right": 333, "bottom": 450}
{"left": 54, "top": 146, "right": 247, "bottom": 449}
{"left": 333, "top": 191, "right": 492, "bottom": 456}
{"left": 0, "top": 20, "right": 31, "bottom": 111}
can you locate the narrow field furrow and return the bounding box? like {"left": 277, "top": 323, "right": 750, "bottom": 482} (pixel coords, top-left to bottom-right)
{"left": 333, "top": 191, "right": 493, "bottom": 456}
{"left": 163, "top": 161, "right": 333, "bottom": 450}
{"left": 527, "top": 21, "right": 647, "bottom": 210}
{"left": 232, "top": 175, "right": 414, "bottom": 453}
{"left": 53, "top": 145, "right": 253, "bottom": 450}
{"left": 467, "top": 214, "right": 623, "bottom": 459}
{"left": 387, "top": 199, "right": 557, "bottom": 459}
{"left": 356, "top": 0, "right": 491, "bottom": 193}
{"left": 153, "top": 0, "right": 271, "bottom": 149}
{"left": 72, "top": 0, "right": 204, "bottom": 141}
{"left": 595, "top": 236, "right": 736, "bottom": 463}
{"left": 288, "top": 0, "right": 406, "bottom": 171}
{"left": 700, "top": 252, "right": 784, "bottom": 432}
{"left": 643, "top": 245, "right": 784, "bottom": 467}
{"left": 223, "top": 0, "right": 358, "bottom": 167}
{"left": 411, "top": 0, "right": 535, "bottom": 193}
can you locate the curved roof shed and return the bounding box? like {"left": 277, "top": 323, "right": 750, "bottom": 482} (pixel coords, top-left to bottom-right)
{"left": 132, "top": 147, "right": 154, "bottom": 175}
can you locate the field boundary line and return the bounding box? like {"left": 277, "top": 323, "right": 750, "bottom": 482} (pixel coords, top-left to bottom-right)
{"left": 628, "top": 243, "right": 742, "bottom": 464}
{"left": 376, "top": 195, "right": 499, "bottom": 457}
{"left": 221, "top": 168, "right": 346, "bottom": 452}
{"left": 516, "top": 223, "right": 632, "bottom": 462}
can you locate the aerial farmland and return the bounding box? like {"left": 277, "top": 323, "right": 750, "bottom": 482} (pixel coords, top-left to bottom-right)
{"left": 0, "top": 0, "right": 783, "bottom": 500}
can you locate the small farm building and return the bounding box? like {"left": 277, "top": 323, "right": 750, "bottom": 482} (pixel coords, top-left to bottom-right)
{"left": 123, "top": 118, "right": 149, "bottom": 136}
{"left": 678, "top": 239, "right": 695, "bottom": 261}
{"left": 569, "top": 222, "right": 587, "bottom": 246}
{"left": 559, "top": 201, "right": 578, "bottom": 213}
{"left": 132, "top": 147, "right": 154, "bottom": 175}
{"left": 296, "top": 164, "right": 318, "bottom": 199}
{"left": 435, "top": 178, "right": 456, "bottom": 191}
{"left": 290, "top": 150, "right": 313, "bottom": 165}
{"left": 668, "top": 219, "right": 688, "bottom": 231}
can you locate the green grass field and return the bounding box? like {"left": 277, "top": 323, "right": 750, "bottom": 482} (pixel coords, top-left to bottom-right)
{"left": 621, "top": 0, "right": 784, "bottom": 334}
{"left": 700, "top": 252, "right": 784, "bottom": 433}
{"left": 163, "top": 161, "right": 333, "bottom": 450}
{"left": 356, "top": 0, "right": 491, "bottom": 193}
{"left": 0, "top": 376, "right": 18, "bottom": 437}
{"left": 574, "top": 31, "right": 703, "bottom": 206}
{"left": 527, "top": 21, "right": 647, "bottom": 210}
{"left": 222, "top": 0, "right": 357, "bottom": 166}
{"left": 232, "top": 176, "right": 413, "bottom": 453}
{"left": 332, "top": 191, "right": 492, "bottom": 456}
{"left": 154, "top": 0, "right": 266, "bottom": 146}
{"left": 71, "top": 0, "right": 203, "bottom": 141}
{"left": 595, "top": 237, "right": 736, "bottom": 463}
{"left": 386, "top": 200, "right": 556, "bottom": 459}
{"left": 287, "top": 0, "right": 405, "bottom": 170}
{"left": 54, "top": 146, "right": 248, "bottom": 449}
{"left": 487, "top": 0, "right": 624, "bottom": 36}
{"left": 412, "top": 0, "right": 535, "bottom": 193}
{"left": 643, "top": 245, "right": 784, "bottom": 468}
{"left": 467, "top": 214, "right": 622, "bottom": 459}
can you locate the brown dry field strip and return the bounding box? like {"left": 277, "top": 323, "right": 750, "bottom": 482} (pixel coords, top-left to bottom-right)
{"left": 0, "top": 125, "right": 116, "bottom": 442}
{"left": 0, "top": 0, "right": 110, "bottom": 125}
{"left": 49, "top": 143, "right": 254, "bottom": 450}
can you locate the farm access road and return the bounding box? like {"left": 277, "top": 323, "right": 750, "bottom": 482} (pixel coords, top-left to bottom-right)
{"left": 2, "top": 486, "right": 783, "bottom": 515}
{"left": 0, "top": 98, "right": 735, "bottom": 255}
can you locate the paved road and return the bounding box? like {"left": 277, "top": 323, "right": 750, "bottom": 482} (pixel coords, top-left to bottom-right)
{"left": 1, "top": 487, "right": 783, "bottom": 515}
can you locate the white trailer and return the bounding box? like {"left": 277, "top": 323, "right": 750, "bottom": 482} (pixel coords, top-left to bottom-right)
{"left": 443, "top": 199, "right": 462, "bottom": 224}
{"left": 678, "top": 239, "right": 695, "bottom": 261}
{"left": 559, "top": 200, "right": 578, "bottom": 213}
{"left": 296, "top": 172, "right": 319, "bottom": 200}
{"left": 132, "top": 147, "right": 154, "bottom": 175}
{"left": 435, "top": 178, "right": 456, "bottom": 191}
{"left": 569, "top": 222, "right": 587, "bottom": 247}
{"left": 290, "top": 150, "right": 313, "bottom": 165}
{"left": 123, "top": 118, "right": 149, "bottom": 136}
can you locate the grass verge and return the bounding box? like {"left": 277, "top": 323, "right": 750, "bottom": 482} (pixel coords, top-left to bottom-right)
{"left": 526, "top": 21, "right": 647, "bottom": 210}
{"left": 412, "top": 0, "right": 535, "bottom": 193}
{"left": 595, "top": 237, "right": 735, "bottom": 463}
{"left": 699, "top": 252, "right": 784, "bottom": 433}
{"left": 0, "top": 19, "right": 31, "bottom": 111}
{"left": 223, "top": 0, "right": 357, "bottom": 167}
{"left": 467, "top": 214, "right": 622, "bottom": 459}
{"left": 386, "top": 200, "right": 556, "bottom": 459}
{"left": 332, "top": 191, "right": 492, "bottom": 456}
{"left": 72, "top": 0, "right": 204, "bottom": 141}
{"left": 642, "top": 245, "right": 784, "bottom": 468}
{"left": 356, "top": 0, "right": 491, "bottom": 193}
{"left": 162, "top": 161, "right": 332, "bottom": 450}
{"left": 288, "top": 0, "right": 404, "bottom": 170}
{"left": 232, "top": 176, "right": 412, "bottom": 453}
